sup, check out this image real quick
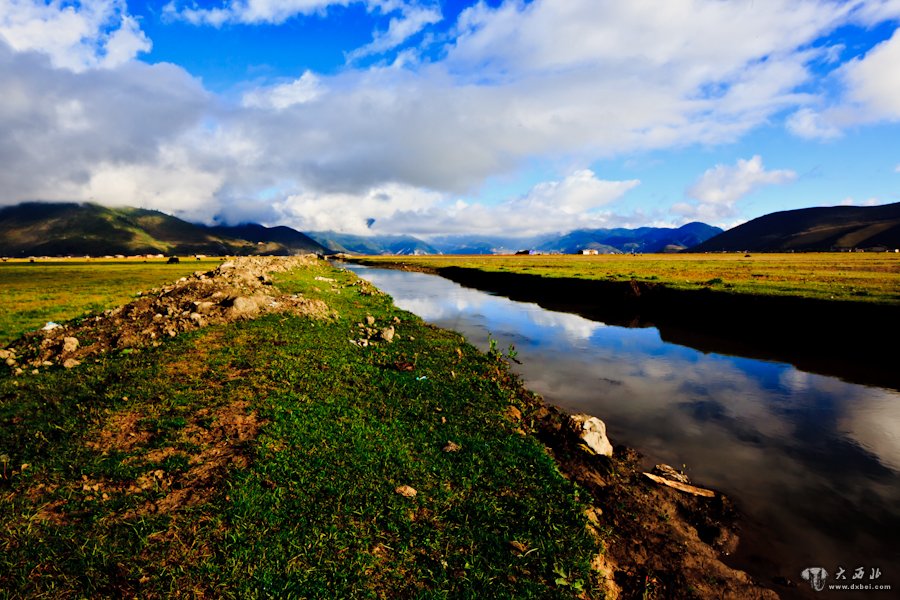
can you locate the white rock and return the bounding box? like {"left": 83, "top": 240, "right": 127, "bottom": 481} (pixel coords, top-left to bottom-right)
{"left": 62, "top": 337, "right": 79, "bottom": 354}
{"left": 569, "top": 414, "right": 614, "bottom": 457}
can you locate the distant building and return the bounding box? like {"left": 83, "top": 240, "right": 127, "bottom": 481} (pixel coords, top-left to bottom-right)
{"left": 581, "top": 249, "right": 599, "bottom": 255}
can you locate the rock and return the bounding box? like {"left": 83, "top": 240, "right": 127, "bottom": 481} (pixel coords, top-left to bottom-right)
{"left": 227, "top": 296, "right": 259, "bottom": 319}
{"left": 0, "top": 349, "right": 12, "bottom": 360}
{"left": 192, "top": 301, "right": 215, "bottom": 314}
{"left": 365, "top": 315, "right": 375, "bottom": 326}
{"left": 442, "top": 441, "right": 462, "bottom": 453}
{"left": 62, "top": 358, "right": 80, "bottom": 369}
{"left": 380, "top": 326, "right": 395, "bottom": 343}
{"left": 189, "top": 313, "right": 206, "bottom": 327}
{"left": 652, "top": 464, "right": 690, "bottom": 484}
{"left": 569, "top": 414, "right": 614, "bottom": 457}
{"left": 62, "top": 336, "right": 79, "bottom": 354}
{"left": 395, "top": 485, "right": 417, "bottom": 498}
{"left": 41, "top": 322, "right": 61, "bottom": 331}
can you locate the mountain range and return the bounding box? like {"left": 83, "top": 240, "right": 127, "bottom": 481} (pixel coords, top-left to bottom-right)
{"left": 0, "top": 203, "right": 327, "bottom": 257}
{"left": 2, "top": 200, "right": 897, "bottom": 257}
{"left": 308, "top": 222, "right": 723, "bottom": 255}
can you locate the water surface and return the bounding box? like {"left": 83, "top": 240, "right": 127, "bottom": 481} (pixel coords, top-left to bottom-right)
{"left": 343, "top": 264, "right": 900, "bottom": 598}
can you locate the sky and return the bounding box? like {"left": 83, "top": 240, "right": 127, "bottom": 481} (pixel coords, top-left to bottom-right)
{"left": 1, "top": 0, "right": 899, "bottom": 238}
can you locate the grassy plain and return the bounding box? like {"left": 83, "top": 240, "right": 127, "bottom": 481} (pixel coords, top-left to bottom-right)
{"left": 0, "top": 261, "right": 600, "bottom": 597}
{"left": 356, "top": 253, "right": 900, "bottom": 305}
{"left": 0, "top": 259, "right": 223, "bottom": 345}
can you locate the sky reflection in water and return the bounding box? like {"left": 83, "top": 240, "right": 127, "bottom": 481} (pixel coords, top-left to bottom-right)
{"left": 346, "top": 264, "right": 900, "bottom": 589}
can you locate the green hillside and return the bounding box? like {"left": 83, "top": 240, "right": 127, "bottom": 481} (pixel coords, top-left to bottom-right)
{"left": 0, "top": 203, "right": 325, "bottom": 257}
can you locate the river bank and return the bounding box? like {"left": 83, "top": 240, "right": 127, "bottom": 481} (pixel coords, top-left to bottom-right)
{"left": 351, "top": 258, "right": 899, "bottom": 391}
{"left": 0, "top": 257, "right": 780, "bottom": 598}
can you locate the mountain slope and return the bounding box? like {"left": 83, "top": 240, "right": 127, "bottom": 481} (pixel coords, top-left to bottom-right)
{"left": 203, "top": 223, "right": 328, "bottom": 254}
{"left": 306, "top": 231, "right": 439, "bottom": 255}
{"left": 691, "top": 203, "right": 900, "bottom": 252}
{"left": 0, "top": 202, "right": 321, "bottom": 257}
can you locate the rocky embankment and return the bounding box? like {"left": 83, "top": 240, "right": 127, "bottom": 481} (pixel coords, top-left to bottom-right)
{"left": 1, "top": 256, "right": 334, "bottom": 376}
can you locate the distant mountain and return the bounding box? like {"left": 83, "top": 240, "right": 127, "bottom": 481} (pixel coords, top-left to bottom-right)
{"left": 307, "top": 223, "right": 722, "bottom": 255}
{"left": 691, "top": 203, "right": 900, "bottom": 252}
{"left": 203, "top": 223, "right": 327, "bottom": 254}
{"left": 0, "top": 202, "right": 326, "bottom": 257}
{"left": 306, "top": 232, "right": 439, "bottom": 255}
{"left": 536, "top": 222, "right": 723, "bottom": 254}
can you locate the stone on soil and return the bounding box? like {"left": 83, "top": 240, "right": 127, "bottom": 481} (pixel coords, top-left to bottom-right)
{"left": 569, "top": 414, "right": 614, "bottom": 457}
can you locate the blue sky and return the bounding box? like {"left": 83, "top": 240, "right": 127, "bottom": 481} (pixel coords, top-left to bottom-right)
{"left": 1, "top": 1, "right": 898, "bottom": 236}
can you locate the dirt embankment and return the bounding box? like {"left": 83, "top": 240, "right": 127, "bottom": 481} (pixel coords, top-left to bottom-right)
{"left": 501, "top": 372, "right": 779, "bottom": 600}
{"left": 1, "top": 255, "right": 334, "bottom": 376}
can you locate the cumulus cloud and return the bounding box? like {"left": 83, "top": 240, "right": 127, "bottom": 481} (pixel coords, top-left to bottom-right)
{"left": 786, "top": 25, "right": 900, "bottom": 138}
{"left": 4, "top": 0, "right": 900, "bottom": 234}
{"left": 0, "top": 41, "right": 216, "bottom": 219}
{"left": 675, "top": 156, "right": 796, "bottom": 222}
{"left": 242, "top": 71, "right": 324, "bottom": 109}
{"left": 261, "top": 170, "right": 638, "bottom": 237}
{"left": 0, "top": 0, "right": 150, "bottom": 70}
{"left": 841, "top": 27, "right": 900, "bottom": 120}
{"left": 372, "top": 171, "right": 637, "bottom": 237}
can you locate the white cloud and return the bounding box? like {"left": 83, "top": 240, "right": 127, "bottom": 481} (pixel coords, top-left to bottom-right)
{"left": 786, "top": 107, "right": 842, "bottom": 140}
{"left": 347, "top": 5, "right": 441, "bottom": 61}
{"left": 0, "top": 0, "right": 150, "bottom": 70}
{"left": 272, "top": 183, "right": 444, "bottom": 235}
{"left": 242, "top": 71, "right": 324, "bottom": 109}
{"left": 261, "top": 170, "right": 638, "bottom": 237}
{"left": 786, "top": 25, "right": 900, "bottom": 138}
{"left": 516, "top": 170, "right": 638, "bottom": 214}
{"left": 3, "top": 0, "right": 900, "bottom": 235}
{"left": 167, "top": 0, "right": 352, "bottom": 26}
{"left": 895, "top": 163, "right": 900, "bottom": 173}
{"left": 842, "top": 27, "right": 900, "bottom": 120}
{"left": 676, "top": 156, "right": 796, "bottom": 222}
{"left": 373, "top": 170, "right": 638, "bottom": 237}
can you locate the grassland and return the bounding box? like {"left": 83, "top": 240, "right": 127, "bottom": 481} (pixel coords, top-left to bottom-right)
{"left": 356, "top": 253, "right": 900, "bottom": 305}
{"left": 0, "top": 259, "right": 223, "bottom": 345}
{"left": 0, "top": 260, "right": 603, "bottom": 597}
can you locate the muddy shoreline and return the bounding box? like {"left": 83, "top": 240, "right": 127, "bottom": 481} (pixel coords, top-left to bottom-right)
{"left": 351, "top": 260, "right": 899, "bottom": 392}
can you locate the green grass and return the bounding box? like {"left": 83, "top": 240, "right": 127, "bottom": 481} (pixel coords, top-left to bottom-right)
{"left": 356, "top": 253, "right": 900, "bottom": 305}
{"left": 0, "top": 259, "right": 223, "bottom": 345}
{"left": 0, "top": 261, "right": 601, "bottom": 597}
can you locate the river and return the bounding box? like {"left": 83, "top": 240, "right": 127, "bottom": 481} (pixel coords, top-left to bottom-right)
{"left": 341, "top": 263, "right": 899, "bottom": 598}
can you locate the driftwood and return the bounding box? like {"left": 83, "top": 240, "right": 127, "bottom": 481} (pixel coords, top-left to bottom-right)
{"left": 642, "top": 472, "right": 716, "bottom": 498}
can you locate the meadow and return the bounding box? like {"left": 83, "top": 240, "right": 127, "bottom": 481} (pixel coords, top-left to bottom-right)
{"left": 0, "top": 259, "right": 603, "bottom": 597}
{"left": 0, "top": 259, "right": 223, "bottom": 345}
{"left": 356, "top": 252, "right": 900, "bottom": 305}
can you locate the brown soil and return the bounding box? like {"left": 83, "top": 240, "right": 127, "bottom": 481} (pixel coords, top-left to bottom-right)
{"left": 2, "top": 256, "right": 334, "bottom": 375}
{"left": 512, "top": 381, "right": 779, "bottom": 599}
